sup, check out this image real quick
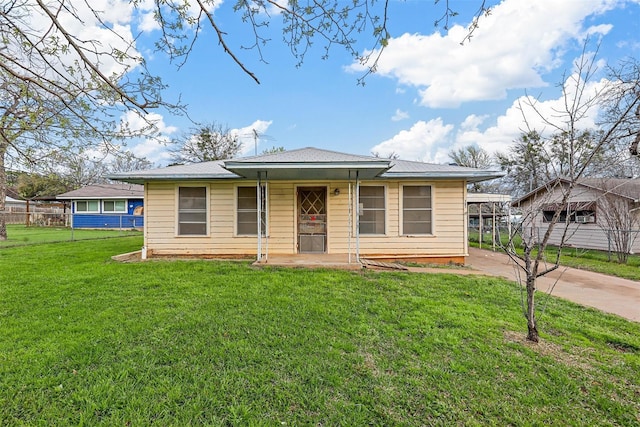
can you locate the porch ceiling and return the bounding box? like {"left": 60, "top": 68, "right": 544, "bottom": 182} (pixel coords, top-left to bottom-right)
{"left": 223, "top": 162, "right": 391, "bottom": 180}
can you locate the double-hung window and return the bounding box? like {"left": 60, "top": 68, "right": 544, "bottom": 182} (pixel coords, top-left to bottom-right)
{"left": 402, "top": 185, "right": 432, "bottom": 235}
{"left": 75, "top": 200, "right": 99, "bottom": 213}
{"left": 237, "top": 186, "right": 266, "bottom": 235}
{"left": 103, "top": 200, "right": 127, "bottom": 213}
{"left": 359, "top": 186, "right": 385, "bottom": 235}
{"left": 178, "top": 187, "right": 207, "bottom": 235}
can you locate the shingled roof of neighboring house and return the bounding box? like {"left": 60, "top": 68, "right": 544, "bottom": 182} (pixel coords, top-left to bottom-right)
{"left": 108, "top": 147, "right": 504, "bottom": 183}
{"left": 56, "top": 183, "right": 144, "bottom": 200}
{"left": 513, "top": 177, "right": 640, "bottom": 206}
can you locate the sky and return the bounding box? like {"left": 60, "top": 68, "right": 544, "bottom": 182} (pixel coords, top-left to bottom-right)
{"left": 75, "top": 0, "right": 640, "bottom": 166}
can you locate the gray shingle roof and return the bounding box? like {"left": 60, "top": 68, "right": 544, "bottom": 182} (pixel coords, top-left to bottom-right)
{"left": 108, "top": 147, "right": 504, "bottom": 183}
{"left": 235, "top": 147, "right": 384, "bottom": 163}
{"left": 577, "top": 178, "right": 640, "bottom": 200}
{"left": 57, "top": 183, "right": 144, "bottom": 199}
{"left": 108, "top": 160, "right": 239, "bottom": 182}
{"left": 514, "top": 177, "right": 640, "bottom": 205}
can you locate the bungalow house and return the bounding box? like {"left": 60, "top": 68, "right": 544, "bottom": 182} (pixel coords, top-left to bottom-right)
{"left": 56, "top": 183, "right": 144, "bottom": 229}
{"left": 108, "top": 147, "right": 503, "bottom": 263}
{"left": 513, "top": 178, "right": 640, "bottom": 253}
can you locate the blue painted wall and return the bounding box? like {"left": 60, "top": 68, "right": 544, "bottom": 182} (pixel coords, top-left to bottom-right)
{"left": 71, "top": 198, "right": 144, "bottom": 229}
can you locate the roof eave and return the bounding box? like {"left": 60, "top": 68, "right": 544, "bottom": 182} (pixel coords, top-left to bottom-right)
{"left": 223, "top": 161, "right": 392, "bottom": 180}
{"left": 380, "top": 171, "right": 505, "bottom": 182}
{"left": 107, "top": 173, "right": 240, "bottom": 184}
{"left": 56, "top": 195, "right": 143, "bottom": 200}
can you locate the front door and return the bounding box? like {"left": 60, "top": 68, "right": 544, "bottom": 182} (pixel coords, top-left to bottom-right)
{"left": 297, "top": 187, "right": 327, "bottom": 253}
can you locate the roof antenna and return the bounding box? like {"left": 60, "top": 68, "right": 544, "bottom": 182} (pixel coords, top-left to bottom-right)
{"left": 253, "top": 129, "right": 258, "bottom": 156}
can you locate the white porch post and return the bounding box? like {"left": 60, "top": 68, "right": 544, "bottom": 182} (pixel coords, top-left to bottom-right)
{"left": 479, "top": 202, "right": 483, "bottom": 249}
{"left": 492, "top": 201, "right": 496, "bottom": 251}
{"left": 264, "top": 176, "right": 269, "bottom": 262}
{"left": 355, "top": 171, "right": 360, "bottom": 263}
{"left": 348, "top": 173, "right": 352, "bottom": 264}
{"left": 257, "top": 172, "right": 262, "bottom": 262}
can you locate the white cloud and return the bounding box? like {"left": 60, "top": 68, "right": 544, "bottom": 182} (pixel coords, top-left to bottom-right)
{"left": 135, "top": 0, "right": 223, "bottom": 34}
{"left": 120, "top": 111, "right": 178, "bottom": 164}
{"left": 462, "top": 71, "right": 608, "bottom": 156}
{"left": 231, "top": 120, "right": 274, "bottom": 156}
{"left": 375, "top": 71, "right": 609, "bottom": 162}
{"left": 349, "top": 0, "right": 616, "bottom": 107}
{"left": 371, "top": 119, "right": 454, "bottom": 163}
{"left": 120, "top": 111, "right": 178, "bottom": 136}
{"left": 460, "top": 114, "right": 489, "bottom": 131}
{"left": 392, "top": 109, "right": 410, "bottom": 121}
{"left": 19, "top": 1, "right": 142, "bottom": 80}
{"left": 131, "top": 136, "right": 173, "bottom": 164}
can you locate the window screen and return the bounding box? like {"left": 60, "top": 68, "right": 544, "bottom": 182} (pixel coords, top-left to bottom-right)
{"left": 178, "top": 187, "right": 207, "bottom": 235}
{"left": 402, "top": 185, "right": 432, "bottom": 235}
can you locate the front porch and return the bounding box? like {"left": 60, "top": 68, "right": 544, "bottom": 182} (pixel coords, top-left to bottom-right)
{"left": 252, "top": 253, "right": 362, "bottom": 270}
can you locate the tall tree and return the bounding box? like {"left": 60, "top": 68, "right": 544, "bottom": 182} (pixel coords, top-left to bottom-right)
{"left": 16, "top": 173, "right": 70, "bottom": 199}
{"left": 170, "top": 123, "right": 241, "bottom": 163}
{"left": 496, "top": 131, "right": 552, "bottom": 196}
{"left": 448, "top": 145, "right": 494, "bottom": 192}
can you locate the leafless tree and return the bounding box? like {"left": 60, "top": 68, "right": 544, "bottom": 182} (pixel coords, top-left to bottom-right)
{"left": 503, "top": 48, "right": 640, "bottom": 342}
{"left": 596, "top": 187, "right": 640, "bottom": 264}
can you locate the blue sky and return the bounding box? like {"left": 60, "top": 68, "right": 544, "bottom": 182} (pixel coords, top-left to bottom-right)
{"left": 123, "top": 0, "right": 640, "bottom": 166}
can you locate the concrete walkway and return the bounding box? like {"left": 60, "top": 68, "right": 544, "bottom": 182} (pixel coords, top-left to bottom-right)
{"left": 464, "top": 247, "right": 640, "bottom": 323}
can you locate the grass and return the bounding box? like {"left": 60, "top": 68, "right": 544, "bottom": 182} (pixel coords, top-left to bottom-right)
{"left": 1, "top": 237, "right": 639, "bottom": 425}
{"left": 469, "top": 230, "right": 640, "bottom": 281}
{"left": 0, "top": 224, "right": 141, "bottom": 248}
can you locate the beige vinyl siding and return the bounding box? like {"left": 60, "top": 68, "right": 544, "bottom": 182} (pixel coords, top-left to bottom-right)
{"left": 354, "top": 181, "right": 467, "bottom": 257}
{"left": 144, "top": 179, "right": 468, "bottom": 258}
{"left": 265, "top": 182, "right": 296, "bottom": 253}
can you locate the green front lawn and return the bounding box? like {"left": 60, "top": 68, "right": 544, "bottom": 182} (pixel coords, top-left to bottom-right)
{"left": 0, "top": 224, "right": 141, "bottom": 248}
{"left": 1, "top": 237, "right": 639, "bottom": 425}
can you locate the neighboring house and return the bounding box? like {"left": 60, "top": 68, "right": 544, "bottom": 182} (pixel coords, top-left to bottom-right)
{"left": 57, "top": 183, "right": 144, "bottom": 229}
{"left": 4, "top": 196, "right": 28, "bottom": 212}
{"left": 513, "top": 178, "right": 640, "bottom": 253}
{"left": 109, "top": 147, "right": 503, "bottom": 263}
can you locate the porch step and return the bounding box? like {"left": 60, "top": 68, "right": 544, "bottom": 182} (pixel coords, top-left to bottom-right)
{"left": 360, "top": 259, "right": 408, "bottom": 271}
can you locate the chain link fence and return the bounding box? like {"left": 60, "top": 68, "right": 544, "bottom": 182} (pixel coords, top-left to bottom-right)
{"left": 0, "top": 212, "right": 142, "bottom": 248}
{"left": 469, "top": 224, "right": 640, "bottom": 262}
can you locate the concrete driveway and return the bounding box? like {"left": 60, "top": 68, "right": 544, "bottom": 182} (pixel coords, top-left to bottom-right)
{"left": 465, "top": 247, "right": 640, "bottom": 322}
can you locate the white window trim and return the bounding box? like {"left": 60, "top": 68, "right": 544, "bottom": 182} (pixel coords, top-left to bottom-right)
{"left": 175, "top": 185, "right": 210, "bottom": 237}
{"left": 400, "top": 184, "right": 434, "bottom": 236}
{"left": 358, "top": 184, "right": 387, "bottom": 236}
{"left": 75, "top": 200, "right": 100, "bottom": 213}
{"left": 102, "top": 199, "right": 128, "bottom": 213}
{"left": 234, "top": 184, "right": 267, "bottom": 237}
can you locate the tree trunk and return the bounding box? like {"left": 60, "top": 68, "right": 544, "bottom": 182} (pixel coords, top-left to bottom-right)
{"left": 526, "top": 275, "right": 539, "bottom": 342}
{"left": 0, "top": 145, "right": 7, "bottom": 241}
